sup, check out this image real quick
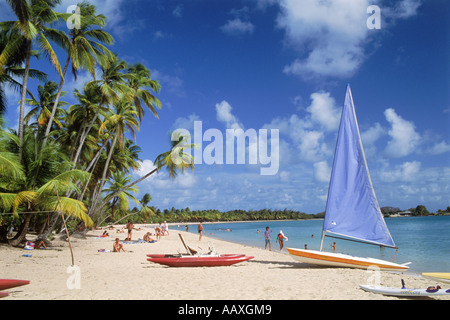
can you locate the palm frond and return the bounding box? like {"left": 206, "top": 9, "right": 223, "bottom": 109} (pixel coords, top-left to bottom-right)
{"left": 0, "top": 151, "right": 25, "bottom": 181}
{"left": 46, "top": 196, "right": 93, "bottom": 227}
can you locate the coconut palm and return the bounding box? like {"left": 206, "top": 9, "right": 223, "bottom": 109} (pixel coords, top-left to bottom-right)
{"left": 0, "top": 128, "right": 92, "bottom": 245}
{"left": 101, "top": 171, "right": 139, "bottom": 221}
{"left": 126, "top": 63, "right": 162, "bottom": 124}
{"left": 43, "top": 1, "right": 114, "bottom": 145}
{"left": 0, "top": 0, "right": 64, "bottom": 160}
{"left": 0, "top": 29, "right": 47, "bottom": 116}
{"left": 99, "top": 132, "right": 195, "bottom": 210}
{"left": 88, "top": 100, "right": 139, "bottom": 217}
{"left": 71, "top": 55, "right": 133, "bottom": 167}
{"left": 24, "top": 81, "right": 68, "bottom": 134}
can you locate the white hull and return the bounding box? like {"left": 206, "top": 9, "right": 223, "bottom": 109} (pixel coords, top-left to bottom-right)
{"left": 360, "top": 284, "right": 450, "bottom": 297}
{"left": 287, "top": 248, "right": 409, "bottom": 271}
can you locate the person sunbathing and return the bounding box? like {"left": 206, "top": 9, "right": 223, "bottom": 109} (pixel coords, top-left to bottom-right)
{"left": 143, "top": 232, "right": 156, "bottom": 242}
{"left": 113, "top": 238, "right": 125, "bottom": 252}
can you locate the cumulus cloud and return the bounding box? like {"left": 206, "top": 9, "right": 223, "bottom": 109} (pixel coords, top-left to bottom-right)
{"left": 277, "top": 0, "right": 370, "bottom": 79}
{"left": 215, "top": 100, "right": 243, "bottom": 130}
{"left": 306, "top": 92, "right": 341, "bottom": 132}
{"left": 255, "top": 0, "right": 422, "bottom": 79}
{"left": 172, "top": 114, "right": 200, "bottom": 132}
{"left": 263, "top": 91, "right": 340, "bottom": 162}
{"left": 380, "top": 161, "right": 421, "bottom": 182}
{"left": 313, "top": 161, "right": 331, "bottom": 183}
{"left": 384, "top": 108, "right": 421, "bottom": 157}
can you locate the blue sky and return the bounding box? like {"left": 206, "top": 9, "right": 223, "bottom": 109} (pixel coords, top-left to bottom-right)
{"left": 2, "top": 0, "right": 449, "bottom": 214}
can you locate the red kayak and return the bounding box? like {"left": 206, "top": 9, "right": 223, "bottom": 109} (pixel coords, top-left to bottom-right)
{"left": 0, "top": 279, "right": 30, "bottom": 291}
{"left": 146, "top": 254, "right": 253, "bottom": 267}
{"left": 0, "top": 292, "right": 10, "bottom": 298}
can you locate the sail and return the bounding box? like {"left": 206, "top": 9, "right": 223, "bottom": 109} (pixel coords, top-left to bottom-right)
{"left": 322, "top": 85, "right": 396, "bottom": 248}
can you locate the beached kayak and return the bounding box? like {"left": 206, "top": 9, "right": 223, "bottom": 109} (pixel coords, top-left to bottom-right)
{"left": 147, "top": 254, "right": 253, "bottom": 267}
{"left": 360, "top": 284, "right": 450, "bottom": 297}
{"left": 0, "top": 292, "right": 10, "bottom": 298}
{"left": 0, "top": 279, "right": 30, "bottom": 291}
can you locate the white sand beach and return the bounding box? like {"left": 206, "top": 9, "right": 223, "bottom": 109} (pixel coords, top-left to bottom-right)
{"left": 1, "top": 224, "right": 449, "bottom": 300}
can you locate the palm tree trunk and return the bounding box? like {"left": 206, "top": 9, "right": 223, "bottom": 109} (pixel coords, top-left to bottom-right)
{"left": 18, "top": 39, "right": 32, "bottom": 162}
{"left": 43, "top": 55, "right": 70, "bottom": 146}
{"left": 8, "top": 213, "right": 32, "bottom": 247}
{"left": 71, "top": 97, "right": 105, "bottom": 167}
{"left": 88, "top": 132, "right": 118, "bottom": 216}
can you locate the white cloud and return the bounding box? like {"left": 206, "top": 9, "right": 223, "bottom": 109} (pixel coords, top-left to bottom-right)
{"left": 220, "top": 18, "right": 255, "bottom": 36}
{"left": 384, "top": 108, "right": 421, "bottom": 157}
{"left": 263, "top": 91, "right": 338, "bottom": 162}
{"left": 134, "top": 159, "right": 157, "bottom": 179}
{"left": 172, "top": 114, "right": 200, "bottom": 132}
{"left": 306, "top": 92, "right": 341, "bottom": 132}
{"left": 379, "top": 161, "right": 421, "bottom": 182}
{"left": 313, "top": 161, "right": 331, "bottom": 183}
{"left": 215, "top": 100, "right": 243, "bottom": 130}
{"left": 277, "top": 0, "right": 370, "bottom": 79}
{"left": 261, "top": 0, "right": 422, "bottom": 79}
{"left": 425, "top": 141, "right": 450, "bottom": 155}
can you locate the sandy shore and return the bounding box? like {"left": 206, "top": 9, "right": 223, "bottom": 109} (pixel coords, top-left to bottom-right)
{"left": 0, "top": 224, "right": 448, "bottom": 301}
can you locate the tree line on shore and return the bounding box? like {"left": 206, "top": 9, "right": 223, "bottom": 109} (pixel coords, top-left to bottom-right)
{"left": 113, "top": 205, "right": 450, "bottom": 225}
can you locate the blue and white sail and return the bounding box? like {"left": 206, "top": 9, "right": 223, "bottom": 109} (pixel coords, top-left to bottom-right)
{"left": 321, "top": 85, "right": 396, "bottom": 249}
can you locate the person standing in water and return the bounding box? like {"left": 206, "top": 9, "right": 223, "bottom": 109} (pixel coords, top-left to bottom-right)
{"left": 264, "top": 226, "right": 271, "bottom": 251}
{"left": 198, "top": 221, "right": 204, "bottom": 241}
{"left": 276, "top": 230, "right": 288, "bottom": 251}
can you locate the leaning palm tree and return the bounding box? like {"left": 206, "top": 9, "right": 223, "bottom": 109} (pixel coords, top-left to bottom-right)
{"left": 88, "top": 100, "right": 140, "bottom": 217}
{"left": 98, "top": 132, "right": 195, "bottom": 211}
{"left": 0, "top": 129, "right": 92, "bottom": 245}
{"left": 0, "top": 0, "right": 64, "bottom": 160}
{"left": 71, "top": 55, "right": 133, "bottom": 167}
{"left": 43, "top": 1, "right": 114, "bottom": 145}
{"left": 101, "top": 171, "right": 139, "bottom": 222}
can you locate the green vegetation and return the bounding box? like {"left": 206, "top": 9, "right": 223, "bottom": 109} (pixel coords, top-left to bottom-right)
{"left": 117, "top": 207, "right": 326, "bottom": 225}
{"left": 0, "top": 0, "right": 192, "bottom": 245}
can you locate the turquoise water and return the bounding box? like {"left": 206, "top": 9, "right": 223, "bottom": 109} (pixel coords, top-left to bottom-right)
{"left": 174, "top": 216, "right": 450, "bottom": 274}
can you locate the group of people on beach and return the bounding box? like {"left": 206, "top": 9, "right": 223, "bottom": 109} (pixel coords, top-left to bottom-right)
{"left": 109, "top": 221, "right": 173, "bottom": 252}
{"left": 108, "top": 222, "right": 334, "bottom": 254}
{"left": 263, "top": 227, "right": 288, "bottom": 251}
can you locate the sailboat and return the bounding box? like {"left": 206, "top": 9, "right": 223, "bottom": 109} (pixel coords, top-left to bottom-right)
{"left": 287, "top": 85, "right": 410, "bottom": 271}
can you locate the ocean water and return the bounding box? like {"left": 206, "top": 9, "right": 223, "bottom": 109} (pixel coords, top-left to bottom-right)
{"left": 173, "top": 216, "right": 450, "bottom": 274}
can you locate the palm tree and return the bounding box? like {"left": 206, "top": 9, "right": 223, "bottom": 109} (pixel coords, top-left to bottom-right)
{"left": 43, "top": 1, "right": 114, "bottom": 145}
{"left": 99, "top": 133, "right": 195, "bottom": 210}
{"left": 24, "top": 81, "right": 68, "bottom": 133}
{"left": 0, "top": 0, "right": 64, "bottom": 160}
{"left": 126, "top": 63, "right": 162, "bottom": 124}
{"left": 71, "top": 55, "right": 133, "bottom": 167}
{"left": 0, "top": 128, "right": 92, "bottom": 245}
{"left": 101, "top": 171, "right": 139, "bottom": 222}
{"left": 0, "top": 29, "right": 47, "bottom": 116}
{"left": 88, "top": 100, "right": 139, "bottom": 217}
